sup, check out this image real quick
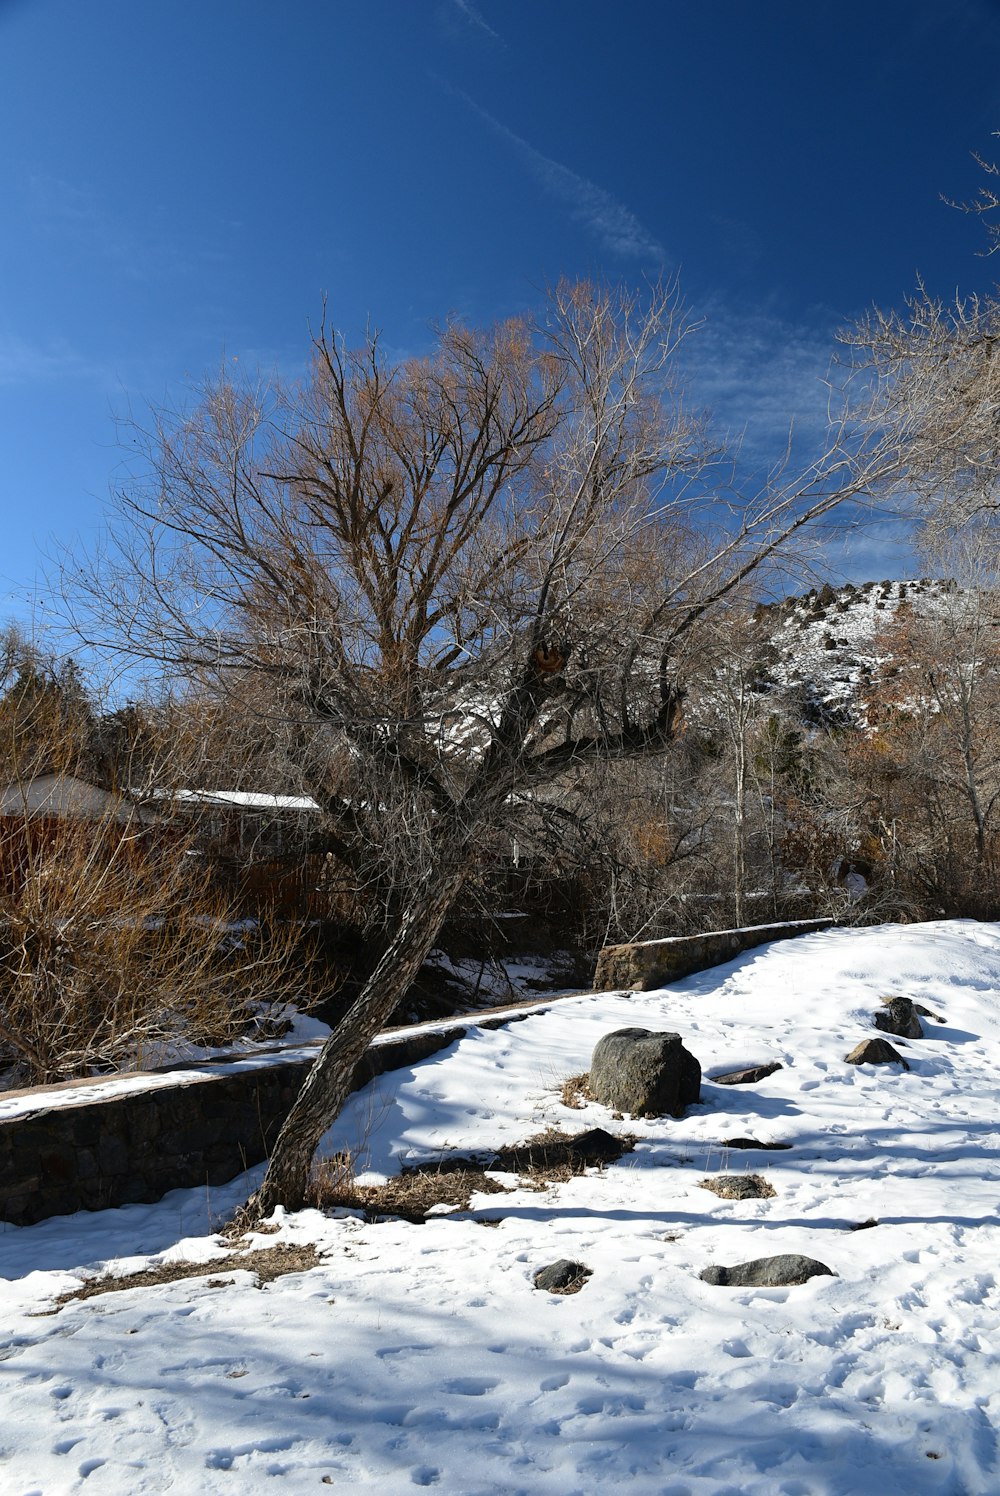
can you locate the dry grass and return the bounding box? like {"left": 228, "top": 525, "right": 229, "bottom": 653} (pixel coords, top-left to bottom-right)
{"left": 484, "top": 1126, "right": 634, "bottom": 1182}
{"left": 308, "top": 1158, "right": 510, "bottom": 1222}
{"left": 308, "top": 1127, "right": 635, "bottom": 1221}
{"left": 230, "top": 1220, "right": 281, "bottom": 1238}
{"left": 559, "top": 1072, "right": 592, "bottom": 1109}
{"left": 44, "top": 1243, "right": 323, "bottom": 1311}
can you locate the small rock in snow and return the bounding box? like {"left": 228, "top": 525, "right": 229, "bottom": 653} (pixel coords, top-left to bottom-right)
{"left": 873, "top": 997, "right": 924, "bottom": 1039}
{"left": 720, "top": 1136, "right": 792, "bottom": 1150}
{"left": 711, "top": 1061, "right": 784, "bottom": 1085}
{"left": 699, "top": 1254, "right": 835, "bottom": 1287}
{"left": 699, "top": 1173, "right": 776, "bottom": 1200}
{"left": 533, "top": 1259, "right": 592, "bottom": 1294}
{"left": 845, "top": 1037, "right": 910, "bottom": 1069}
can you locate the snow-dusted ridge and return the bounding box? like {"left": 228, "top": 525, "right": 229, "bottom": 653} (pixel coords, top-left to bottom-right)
{"left": 2, "top": 919, "right": 1000, "bottom": 1492}
{"left": 758, "top": 576, "right": 984, "bottom": 725}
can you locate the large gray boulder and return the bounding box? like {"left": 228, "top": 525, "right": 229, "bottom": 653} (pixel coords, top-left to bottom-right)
{"left": 699, "top": 1254, "right": 834, "bottom": 1287}
{"left": 589, "top": 1028, "right": 701, "bottom": 1118}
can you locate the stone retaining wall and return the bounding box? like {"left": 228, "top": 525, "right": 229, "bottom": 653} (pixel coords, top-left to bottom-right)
{"left": 593, "top": 917, "right": 835, "bottom": 993}
{"left": 0, "top": 1024, "right": 479, "bottom": 1228}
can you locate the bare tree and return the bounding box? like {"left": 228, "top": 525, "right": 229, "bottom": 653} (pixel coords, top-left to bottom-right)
{"left": 846, "top": 284, "right": 1000, "bottom": 532}
{"left": 65, "top": 279, "right": 900, "bottom": 1219}
{"left": 945, "top": 132, "right": 1000, "bottom": 257}
{"left": 698, "top": 613, "right": 767, "bottom": 928}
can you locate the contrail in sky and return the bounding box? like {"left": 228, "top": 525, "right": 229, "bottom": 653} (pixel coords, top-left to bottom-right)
{"left": 445, "top": 83, "right": 666, "bottom": 263}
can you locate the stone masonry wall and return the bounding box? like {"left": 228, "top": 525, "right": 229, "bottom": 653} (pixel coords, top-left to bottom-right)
{"left": 0, "top": 1025, "right": 471, "bottom": 1228}
{"left": 592, "top": 918, "right": 835, "bottom": 993}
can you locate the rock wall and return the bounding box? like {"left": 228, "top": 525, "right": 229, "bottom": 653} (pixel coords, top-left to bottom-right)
{"left": 593, "top": 918, "right": 835, "bottom": 993}
{"left": 0, "top": 1025, "right": 470, "bottom": 1228}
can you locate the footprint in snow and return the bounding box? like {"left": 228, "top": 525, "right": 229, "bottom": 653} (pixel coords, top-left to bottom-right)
{"left": 575, "top": 1392, "right": 646, "bottom": 1416}
{"left": 443, "top": 1376, "right": 499, "bottom": 1396}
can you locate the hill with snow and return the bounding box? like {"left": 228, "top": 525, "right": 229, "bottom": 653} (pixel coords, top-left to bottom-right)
{"left": 2, "top": 919, "right": 1000, "bottom": 1493}
{"left": 754, "top": 576, "right": 992, "bottom": 728}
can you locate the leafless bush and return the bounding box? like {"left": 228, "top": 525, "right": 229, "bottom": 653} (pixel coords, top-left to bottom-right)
{"left": 0, "top": 655, "right": 314, "bottom": 1087}
{"left": 0, "top": 803, "right": 312, "bottom": 1086}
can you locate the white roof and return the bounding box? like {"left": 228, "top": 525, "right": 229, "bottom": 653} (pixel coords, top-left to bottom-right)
{"left": 161, "top": 789, "right": 321, "bottom": 814}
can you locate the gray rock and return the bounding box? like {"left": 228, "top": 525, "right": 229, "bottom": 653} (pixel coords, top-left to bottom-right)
{"left": 720, "top": 1137, "right": 792, "bottom": 1151}
{"left": 873, "top": 997, "right": 923, "bottom": 1040}
{"left": 589, "top": 1028, "right": 701, "bottom": 1118}
{"left": 478, "top": 1127, "right": 632, "bottom": 1174}
{"left": 533, "top": 1259, "right": 591, "bottom": 1293}
{"left": 699, "top": 1173, "right": 776, "bottom": 1200}
{"left": 699, "top": 1254, "right": 835, "bottom": 1287}
{"left": 845, "top": 1037, "right": 910, "bottom": 1070}
{"left": 565, "top": 1128, "right": 626, "bottom": 1165}
{"left": 712, "top": 1061, "right": 783, "bottom": 1086}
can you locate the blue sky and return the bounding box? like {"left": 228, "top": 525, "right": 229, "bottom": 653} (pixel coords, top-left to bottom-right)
{"left": 3, "top": 0, "right": 1000, "bottom": 627}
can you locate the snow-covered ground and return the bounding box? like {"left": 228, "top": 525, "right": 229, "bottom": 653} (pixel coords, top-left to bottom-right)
{"left": 3, "top": 920, "right": 1000, "bottom": 1494}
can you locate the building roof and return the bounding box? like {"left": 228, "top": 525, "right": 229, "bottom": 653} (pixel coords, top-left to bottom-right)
{"left": 155, "top": 789, "right": 321, "bottom": 814}
{"left": 0, "top": 773, "right": 158, "bottom": 824}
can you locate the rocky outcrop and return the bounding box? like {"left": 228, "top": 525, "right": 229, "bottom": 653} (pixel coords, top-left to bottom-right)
{"left": 589, "top": 1028, "right": 701, "bottom": 1118}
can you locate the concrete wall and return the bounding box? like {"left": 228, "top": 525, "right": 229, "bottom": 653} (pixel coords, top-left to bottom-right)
{"left": 592, "top": 918, "right": 835, "bottom": 993}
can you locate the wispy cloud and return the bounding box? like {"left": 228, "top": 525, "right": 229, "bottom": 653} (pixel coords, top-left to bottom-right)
{"left": 447, "top": 0, "right": 505, "bottom": 46}
{"left": 445, "top": 84, "right": 666, "bottom": 263}
{"left": 681, "top": 298, "right": 922, "bottom": 581}
{"left": 0, "top": 331, "right": 108, "bottom": 386}
{"left": 821, "top": 514, "right": 921, "bottom": 585}
{"left": 684, "top": 301, "right": 844, "bottom": 464}
{"left": 26, "top": 173, "right": 220, "bottom": 283}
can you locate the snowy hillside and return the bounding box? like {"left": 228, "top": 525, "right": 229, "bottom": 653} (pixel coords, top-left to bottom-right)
{"left": 2, "top": 920, "right": 1000, "bottom": 1493}
{"left": 756, "top": 577, "right": 992, "bottom": 727}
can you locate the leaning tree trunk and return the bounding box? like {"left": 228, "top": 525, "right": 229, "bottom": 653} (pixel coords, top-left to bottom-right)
{"left": 236, "top": 860, "right": 468, "bottom": 1225}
